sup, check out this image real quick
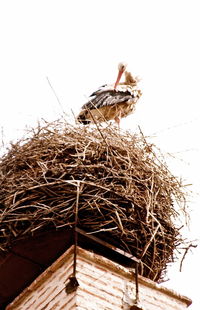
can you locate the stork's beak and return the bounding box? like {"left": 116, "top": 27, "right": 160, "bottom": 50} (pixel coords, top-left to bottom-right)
{"left": 114, "top": 69, "right": 124, "bottom": 89}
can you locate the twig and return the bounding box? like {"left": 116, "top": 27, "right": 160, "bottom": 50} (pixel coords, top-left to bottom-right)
{"left": 179, "top": 243, "right": 197, "bottom": 272}
{"left": 140, "top": 224, "right": 160, "bottom": 259}
{"left": 46, "top": 76, "right": 66, "bottom": 115}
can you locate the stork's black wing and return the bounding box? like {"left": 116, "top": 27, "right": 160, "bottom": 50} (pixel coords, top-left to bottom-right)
{"left": 81, "top": 86, "right": 135, "bottom": 110}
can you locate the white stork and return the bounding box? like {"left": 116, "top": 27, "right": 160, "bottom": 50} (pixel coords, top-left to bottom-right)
{"left": 77, "top": 63, "right": 142, "bottom": 126}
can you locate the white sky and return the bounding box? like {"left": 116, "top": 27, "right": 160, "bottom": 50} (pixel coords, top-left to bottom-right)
{"left": 0, "top": 1, "right": 200, "bottom": 309}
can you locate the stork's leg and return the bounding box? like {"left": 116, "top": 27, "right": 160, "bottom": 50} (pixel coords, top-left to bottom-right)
{"left": 114, "top": 116, "right": 120, "bottom": 127}
{"left": 114, "top": 111, "right": 121, "bottom": 128}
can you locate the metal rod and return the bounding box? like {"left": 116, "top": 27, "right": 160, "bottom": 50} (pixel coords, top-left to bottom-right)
{"left": 73, "top": 230, "right": 78, "bottom": 277}
{"left": 135, "top": 262, "right": 139, "bottom": 303}
{"left": 73, "top": 181, "right": 80, "bottom": 277}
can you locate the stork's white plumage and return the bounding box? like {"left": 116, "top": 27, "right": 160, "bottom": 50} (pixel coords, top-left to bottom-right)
{"left": 77, "top": 63, "right": 142, "bottom": 125}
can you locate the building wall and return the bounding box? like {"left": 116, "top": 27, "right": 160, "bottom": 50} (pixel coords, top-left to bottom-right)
{"left": 6, "top": 246, "right": 191, "bottom": 310}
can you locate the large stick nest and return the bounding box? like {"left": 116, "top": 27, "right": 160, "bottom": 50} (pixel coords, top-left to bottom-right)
{"left": 0, "top": 120, "right": 187, "bottom": 282}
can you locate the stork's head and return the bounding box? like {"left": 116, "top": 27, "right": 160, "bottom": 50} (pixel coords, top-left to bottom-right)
{"left": 118, "top": 62, "right": 127, "bottom": 72}
{"left": 114, "top": 62, "right": 127, "bottom": 89}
